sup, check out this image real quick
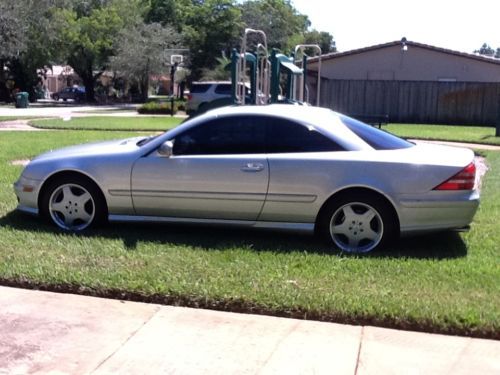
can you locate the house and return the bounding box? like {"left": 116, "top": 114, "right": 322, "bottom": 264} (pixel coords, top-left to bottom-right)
{"left": 307, "top": 40, "right": 500, "bottom": 125}
{"left": 40, "top": 65, "right": 80, "bottom": 96}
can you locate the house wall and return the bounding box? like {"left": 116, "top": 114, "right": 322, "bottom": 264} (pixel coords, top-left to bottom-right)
{"left": 314, "top": 45, "right": 500, "bottom": 82}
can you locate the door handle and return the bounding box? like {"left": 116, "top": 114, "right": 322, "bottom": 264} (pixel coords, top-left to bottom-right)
{"left": 241, "top": 163, "right": 265, "bottom": 172}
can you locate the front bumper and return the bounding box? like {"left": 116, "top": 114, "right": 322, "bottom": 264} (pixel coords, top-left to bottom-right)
{"left": 13, "top": 176, "right": 42, "bottom": 216}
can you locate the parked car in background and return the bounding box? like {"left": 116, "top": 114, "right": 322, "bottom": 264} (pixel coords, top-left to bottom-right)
{"left": 13, "top": 105, "right": 480, "bottom": 254}
{"left": 52, "top": 87, "right": 85, "bottom": 102}
{"left": 186, "top": 81, "right": 249, "bottom": 114}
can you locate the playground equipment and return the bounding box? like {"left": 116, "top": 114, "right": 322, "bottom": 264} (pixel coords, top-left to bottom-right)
{"left": 231, "top": 28, "right": 322, "bottom": 106}
{"left": 192, "top": 29, "right": 322, "bottom": 115}
{"left": 294, "top": 44, "right": 322, "bottom": 106}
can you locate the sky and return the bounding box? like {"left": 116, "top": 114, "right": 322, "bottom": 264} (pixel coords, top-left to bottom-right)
{"left": 291, "top": 0, "right": 500, "bottom": 54}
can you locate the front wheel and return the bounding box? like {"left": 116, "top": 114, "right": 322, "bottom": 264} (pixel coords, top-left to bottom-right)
{"left": 41, "top": 176, "right": 106, "bottom": 231}
{"left": 317, "top": 192, "right": 397, "bottom": 253}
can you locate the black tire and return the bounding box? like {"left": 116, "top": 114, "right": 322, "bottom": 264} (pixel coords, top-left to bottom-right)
{"left": 53, "top": 95, "right": 59, "bottom": 101}
{"left": 40, "top": 175, "right": 107, "bottom": 231}
{"left": 317, "top": 191, "right": 398, "bottom": 253}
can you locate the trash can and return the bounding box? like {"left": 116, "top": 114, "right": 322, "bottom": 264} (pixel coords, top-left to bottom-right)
{"left": 15, "top": 92, "right": 29, "bottom": 108}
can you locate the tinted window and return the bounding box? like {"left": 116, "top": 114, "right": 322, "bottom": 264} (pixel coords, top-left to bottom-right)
{"left": 341, "top": 115, "right": 414, "bottom": 150}
{"left": 267, "top": 118, "right": 344, "bottom": 153}
{"left": 190, "top": 84, "right": 211, "bottom": 93}
{"left": 214, "top": 84, "right": 232, "bottom": 95}
{"left": 173, "top": 116, "right": 265, "bottom": 155}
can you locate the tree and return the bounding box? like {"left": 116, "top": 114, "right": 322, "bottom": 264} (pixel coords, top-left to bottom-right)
{"left": 0, "top": 2, "right": 28, "bottom": 60}
{"left": 1, "top": 0, "right": 70, "bottom": 101}
{"left": 200, "top": 56, "right": 231, "bottom": 81}
{"left": 145, "top": 0, "right": 178, "bottom": 26}
{"left": 239, "top": 0, "right": 310, "bottom": 52}
{"left": 179, "top": 0, "right": 242, "bottom": 80}
{"left": 110, "top": 22, "right": 183, "bottom": 101}
{"left": 303, "top": 30, "right": 336, "bottom": 54}
{"left": 55, "top": 0, "right": 145, "bottom": 101}
{"left": 145, "top": 0, "right": 243, "bottom": 80}
{"left": 474, "top": 43, "right": 495, "bottom": 57}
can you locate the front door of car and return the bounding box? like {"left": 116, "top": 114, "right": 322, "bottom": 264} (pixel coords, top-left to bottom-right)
{"left": 131, "top": 116, "right": 269, "bottom": 221}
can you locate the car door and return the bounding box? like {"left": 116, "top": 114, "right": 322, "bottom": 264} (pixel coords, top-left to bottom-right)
{"left": 131, "top": 116, "right": 269, "bottom": 221}
{"left": 258, "top": 118, "right": 346, "bottom": 223}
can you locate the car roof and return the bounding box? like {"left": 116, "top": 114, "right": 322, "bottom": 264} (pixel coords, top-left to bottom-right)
{"left": 202, "top": 103, "right": 334, "bottom": 120}
{"left": 186, "top": 104, "right": 372, "bottom": 151}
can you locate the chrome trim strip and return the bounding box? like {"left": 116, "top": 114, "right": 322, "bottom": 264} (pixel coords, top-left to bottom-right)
{"left": 109, "top": 214, "right": 314, "bottom": 233}
{"left": 131, "top": 190, "right": 266, "bottom": 201}
{"left": 266, "top": 193, "right": 317, "bottom": 203}
{"left": 108, "top": 189, "right": 131, "bottom": 196}
{"left": 400, "top": 199, "right": 479, "bottom": 208}
{"left": 16, "top": 205, "right": 39, "bottom": 216}
{"left": 130, "top": 190, "right": 316, "bottom": 203}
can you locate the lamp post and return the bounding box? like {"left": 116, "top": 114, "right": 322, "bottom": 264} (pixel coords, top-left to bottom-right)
{"left": 170, "top": 62, "right": 178, "bottom": 117}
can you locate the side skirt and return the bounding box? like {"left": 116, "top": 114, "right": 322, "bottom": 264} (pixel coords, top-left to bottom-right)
{"left": 108, "top": 214, "right": 315, "bottom": 234}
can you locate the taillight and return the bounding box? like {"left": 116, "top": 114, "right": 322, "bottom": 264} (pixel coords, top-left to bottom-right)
{"left": 186, "top": 94, "right": 192, "bottom": 101}
{"left": 433, "top": 162, "right": 476, "bottom": 190}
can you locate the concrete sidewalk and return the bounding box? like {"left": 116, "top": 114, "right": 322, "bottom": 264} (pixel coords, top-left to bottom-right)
{"left": 0, "top": 103, "right": 188, "bottom": 119}
{"left": 0, "top": 286, "right": 498, "bottom": 374}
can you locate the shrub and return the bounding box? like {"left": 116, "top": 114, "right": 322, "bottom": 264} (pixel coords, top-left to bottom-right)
{"left": 138, "top": 101, "right": 178, "bottom": 115}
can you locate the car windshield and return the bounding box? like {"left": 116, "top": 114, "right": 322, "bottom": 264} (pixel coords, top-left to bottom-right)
{"left": 340, "top": 115, "right": 414, "bottom": 150}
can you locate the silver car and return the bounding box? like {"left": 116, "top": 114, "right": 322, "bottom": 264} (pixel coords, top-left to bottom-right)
{"left": 14, "top": 105, "right": 480, "bottom": 253}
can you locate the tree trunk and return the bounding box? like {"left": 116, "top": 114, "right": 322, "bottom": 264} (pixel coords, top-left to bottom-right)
{"left": 84, "top": 61, "right": 95, "bottom": 102}
{"left": 71, "top": 55, "right": 96, "bottom": 103}
{"left": 140, "top": 77, "right": 149, "bottom": 103}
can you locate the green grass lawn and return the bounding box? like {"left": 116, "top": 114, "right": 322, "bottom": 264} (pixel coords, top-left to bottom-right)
{"left": 387, "top": 124, "right": 500, "bottom": 145}
{"left": 29, "top": 116, "right": 183, "bottom": 131}
{"left": 0, "top": 131, "right": 499, "bottom": 338}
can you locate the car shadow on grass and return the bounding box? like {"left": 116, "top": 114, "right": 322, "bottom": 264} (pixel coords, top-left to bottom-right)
{"left": 0, "top": 210, "right": 467, "bottom": 259}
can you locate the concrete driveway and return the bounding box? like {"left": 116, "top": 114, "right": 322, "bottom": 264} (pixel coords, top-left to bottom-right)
{"left": 0, "top": 286, "right": 498, "bottom": 374}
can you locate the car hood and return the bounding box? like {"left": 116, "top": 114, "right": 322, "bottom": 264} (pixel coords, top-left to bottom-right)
{"left": 32, "top": 137, "right": 146, "bottom": 162}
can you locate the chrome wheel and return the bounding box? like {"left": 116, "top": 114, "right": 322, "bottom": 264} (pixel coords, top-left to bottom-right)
{"left": 329, "top": 202, "right": 384, "bottom": 253}
{"left": 48, "top": 183, "right": 95, "bottom": 231}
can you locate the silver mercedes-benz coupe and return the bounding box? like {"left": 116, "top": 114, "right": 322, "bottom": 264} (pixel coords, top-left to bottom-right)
{"left": 14, "top": 105, "right": 480, "bottom": 253}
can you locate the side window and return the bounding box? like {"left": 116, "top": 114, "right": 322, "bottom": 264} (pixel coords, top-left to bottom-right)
{"left": 214, "top": 84, "right": 232, "bottom": 95}
{"left": 267, "top": 118, "right": 344, "bottom": 153}
{"left": 173, "top": 116, "right": 265, "bottom": 155}
{"left": 190, "top": 84, "right": 211, "bottom": 93}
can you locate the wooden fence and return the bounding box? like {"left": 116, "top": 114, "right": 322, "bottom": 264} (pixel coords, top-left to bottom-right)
{"left": 319, "top": 79, "right": 500, "bottom": 125}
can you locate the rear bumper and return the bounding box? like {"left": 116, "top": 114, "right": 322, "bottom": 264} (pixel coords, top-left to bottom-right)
{"left": 398, "top": 190, "right": 480, "bottom": 234}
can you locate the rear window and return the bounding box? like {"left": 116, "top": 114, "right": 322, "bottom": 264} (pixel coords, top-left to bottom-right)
{"left": 341, "top": 115, "right": 414, "bottom": 150}
{"left": 190, "top": 84, "right": 211, "bottom": 93}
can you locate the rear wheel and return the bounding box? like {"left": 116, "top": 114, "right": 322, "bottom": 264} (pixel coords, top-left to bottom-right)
{"left": 41, "top": 176, "right": 106, "bottom": 231}
{"left": 318, "top": 192, "right": 397, "bottom": 253}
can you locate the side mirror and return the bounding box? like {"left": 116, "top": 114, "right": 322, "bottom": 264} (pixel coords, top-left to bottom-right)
{"left": 157, "top": 140, "right": 174, "bottom": 158}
